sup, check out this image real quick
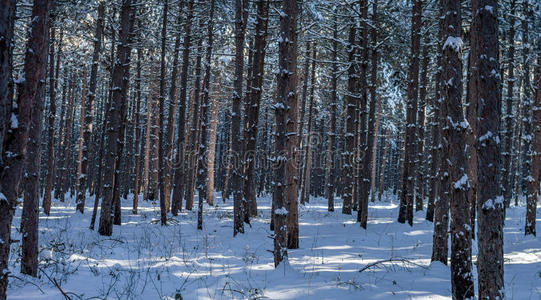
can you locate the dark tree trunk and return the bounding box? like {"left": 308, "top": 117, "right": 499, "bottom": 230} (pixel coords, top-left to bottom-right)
{"left": 172, "top": 0, "right": 195, "bottom": 215}
{"left": 163, "top": 0, "right": 184, "bottom": 217}
{"left": 158, "top": 0, "right": 169, "bottom": 225}
{"left": 0, "top": 0, "right": 51, "bottom": 295}
{"left": 502, "top": 0, "right": 516, "bottom": 206}
{"left": 132, "top": 49, "right": 143, "bottom": 214}
{"left": 231, "top": 0, "right": 249, "bottom": 236}
{"left": 474, "top": 0, "right": 505, "bottom": 298}
{"left": 98, "top": 0, "right": 134, "bottom": 236}
{"left": 185, "top": 29, "right": 204, "bottom": 211}
{"left": 325, "top": 14, "right": 338, "bottom": 212}
{"left": 76, "top": 21, "right": 103, "bottom": 207}
{"left": 526, "top": 45, "right": 541, "bottom": 235}
{"left": 398, "top": 0, "right": 422, "bottom": 226}
{"left": 415, "top": 38, "right": 429, "bottom": 212}
{"left": 300, "top": 47, "right": 316, "bottom": 205}
{"left": 441, "top": 0, "right": 474, "bottom": 297}
{"left": 242, "top": 0, "right": 269, "bottom": 219}
{"left": 196, "top": 0, "right": 217, "bottom": 229}
{"left": 431, "top": 2, "right": 449, "bottom": 264}
{"left": 274, "top": 0, "right": 297, "bottom": 266}
{"left": 342, "top": 26, "right": 357, "bottom": 216}
{"left": 75, "top": 65, "right": 88, "bottom": 212}
{"left": 43, "top": 22, "right": 60, "bottom": 215}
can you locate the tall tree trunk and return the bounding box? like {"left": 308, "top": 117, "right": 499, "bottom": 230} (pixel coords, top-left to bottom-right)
{"left": 196, "top": 1, "right": 216, "bottom": 229}
{"left": 43, "top": 23, "right": 61, "bottom": 215}
{"left": 60, "top": 72, "right": 75, "bottom": 200}
{"left": 132, "top": 49, "right": 143, "bottom": 213}
{"left": 300, "top": 47, "right": 316, "bottom": 205}
{"left": 502, "top": 0, "right": 516, "bottom": 206}
{"left": 98, "top": 0, "right": 134, "bottom": 236}
{"left": 325, "top": 14, "right": 338, "bottom": 212}
{"left": 231, "top": 0, "right": 249, "bottom": 236}
{"left": 342, "top": 26, "right": 357, "bottom": 216}
{"left": 526, "top": 45, "right": 541, "bottom": 236}
{"left": 378, "top": 128, "right": 389, "bottom": 201}
{"left": 431, "top": 2, "right": 449, "bottom": 264}
{"left": 21, "top": 2, "right": 53, "bottom": 275}
{"left": 297, "top": 41, "right": 311, "bottom": 191}
{"left": 398, "top": 0, "right": 422, "bottom": 226}
{"left": 284, "top": 1, "right": 299, "bottom": 251}
{"left": 357, "top": 0, "right": 370, "bottom": 227}
{"left": 93, "top": 15, "right": 116, "bottom": 209}
{"left": 206, "top": 75, "right": 221, "bottom": 206}
{"left": 0, "top": 0, "right": 51, "bottom": 295}
{"left": 441, "top": 0, "right": 474, "bottom": 297}
{"left": 76, "top": 3, "right": 104, "bottom": 214}
{"left": 242, "top": 0, "right": 269, "bottom": 218}
{"left": 143, "top": 63, "right": 156, "bottom": 203}
{"left": 172, "top": 0, "right": 195, "bottom": 215}
{"left": 185, "top": 30, "right": 204, "bottom": 211}
{"left": 274, "top": 0, "right": 297, "bottom": 266}
{"left": 54, "top": 68, "right": 68, "bottom": 201}
{"left": 474, "top": 0, "right": 505, "bottom": 298}
{"left": 75, "top": 65, "right": 88, "bottom": 211}
{"left": 163, "top": 1, "right": 184, "bottom": 217}
{"left": 415, "top": 38, "right": 429, "bottom": 211}
{"left": 158, "top": 0, "right": 169, "bottom": 225}
{"left": 197, "top": 0, "right": 216, "bottom": 215}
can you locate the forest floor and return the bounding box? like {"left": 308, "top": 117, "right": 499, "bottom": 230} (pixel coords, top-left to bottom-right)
{"left": 7, "top": 193, "right": 541, "bottom": 299}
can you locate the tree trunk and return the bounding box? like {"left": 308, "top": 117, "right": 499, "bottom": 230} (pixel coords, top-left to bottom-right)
{"left": 43, "top": 24, "right": 61, "bottom": 215}
{"left": 132, "top": 49, "right": 143, "bottom": 214}
{"left": 502, "top": 0, "right": 516, "bottom": 206}
{"left": 143, "top": 63, "right": 156, "bottom": 203}
{"left": 398, "top": 0, "right": 421, "bottom": 226}
{"left": 525, "top": 32, "right": 540, "bottom": 236}
{"left": 242, "top": 0, "right": 269, "bottom": 218}
{"left": 378, "top": 129, "right": 389, "bottom": 201}
{"left": 325, "top": 14, "right": 338, "bottom": 212}
{"left": 342, "top": 26, "right": 357, "bottom": 216}
{"left": 197, "top": 0, "right": 216, "bottom": 215}
{"left": 274, "top": 0, "right": 297, "bottom": 266}
{"left": 206, "top": 76, "right": 220, "bottom": 206}
{"left": 75, "top": 65, "right": 88, "bottom": 212}
{"left": 415, "top": 38, "right": 429, "bottom": 211}
{"left": 76, "top": 3, "right": 103, "bottom": 214}
{"left": 300, "top": 47, "right": 316, "bottom": 205}
{"left": 54, "top": 68, "right": 68, "bottom": 201}
{"left": 0, "top": 0, "right": 51, "bottom": 295}
{"left": 172, "top": 0, "right": 195, "bottom": 215}
{"left": 474, "top": 0, "right": 505, "bottom": 298}
{"left": 98, "top": 0, "right": 134, "bottom": 236}
{"left": 231, "top": 0, "right": 249, "bottom": 236}
{"left": 157, "top": 0, "right": 169, "bottom": 225}
{"left": 441, "top": 0, "right": 474, "bottom": 297}
{"left": 185, "top": 31, "right": 204, "bottom": 211}
{"left": 163, "top": 1, "right": 184, "bottom": 217}
{"left": 431, "top": 2, "right": 449, "bottom": 264}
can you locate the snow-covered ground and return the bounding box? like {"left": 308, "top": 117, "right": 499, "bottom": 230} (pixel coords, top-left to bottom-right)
{"left": 8, "top": 193, "right": 541, "bottom": 299}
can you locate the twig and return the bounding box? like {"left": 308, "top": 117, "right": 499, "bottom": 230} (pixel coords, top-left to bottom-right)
{"left": 53, "top": 277, "right": 72, "bottom": 300}
{"left": 8, "top": 274, "right": 44, "bottom": 294}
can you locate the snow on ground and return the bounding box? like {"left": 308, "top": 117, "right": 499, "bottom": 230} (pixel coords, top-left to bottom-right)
{"left": 7, "top": 193, "right": 541, "bottom": 299}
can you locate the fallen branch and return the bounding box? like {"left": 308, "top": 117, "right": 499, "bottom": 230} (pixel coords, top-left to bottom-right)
{"left": 359, "top": 257, "right": 429, "bottom": 273}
